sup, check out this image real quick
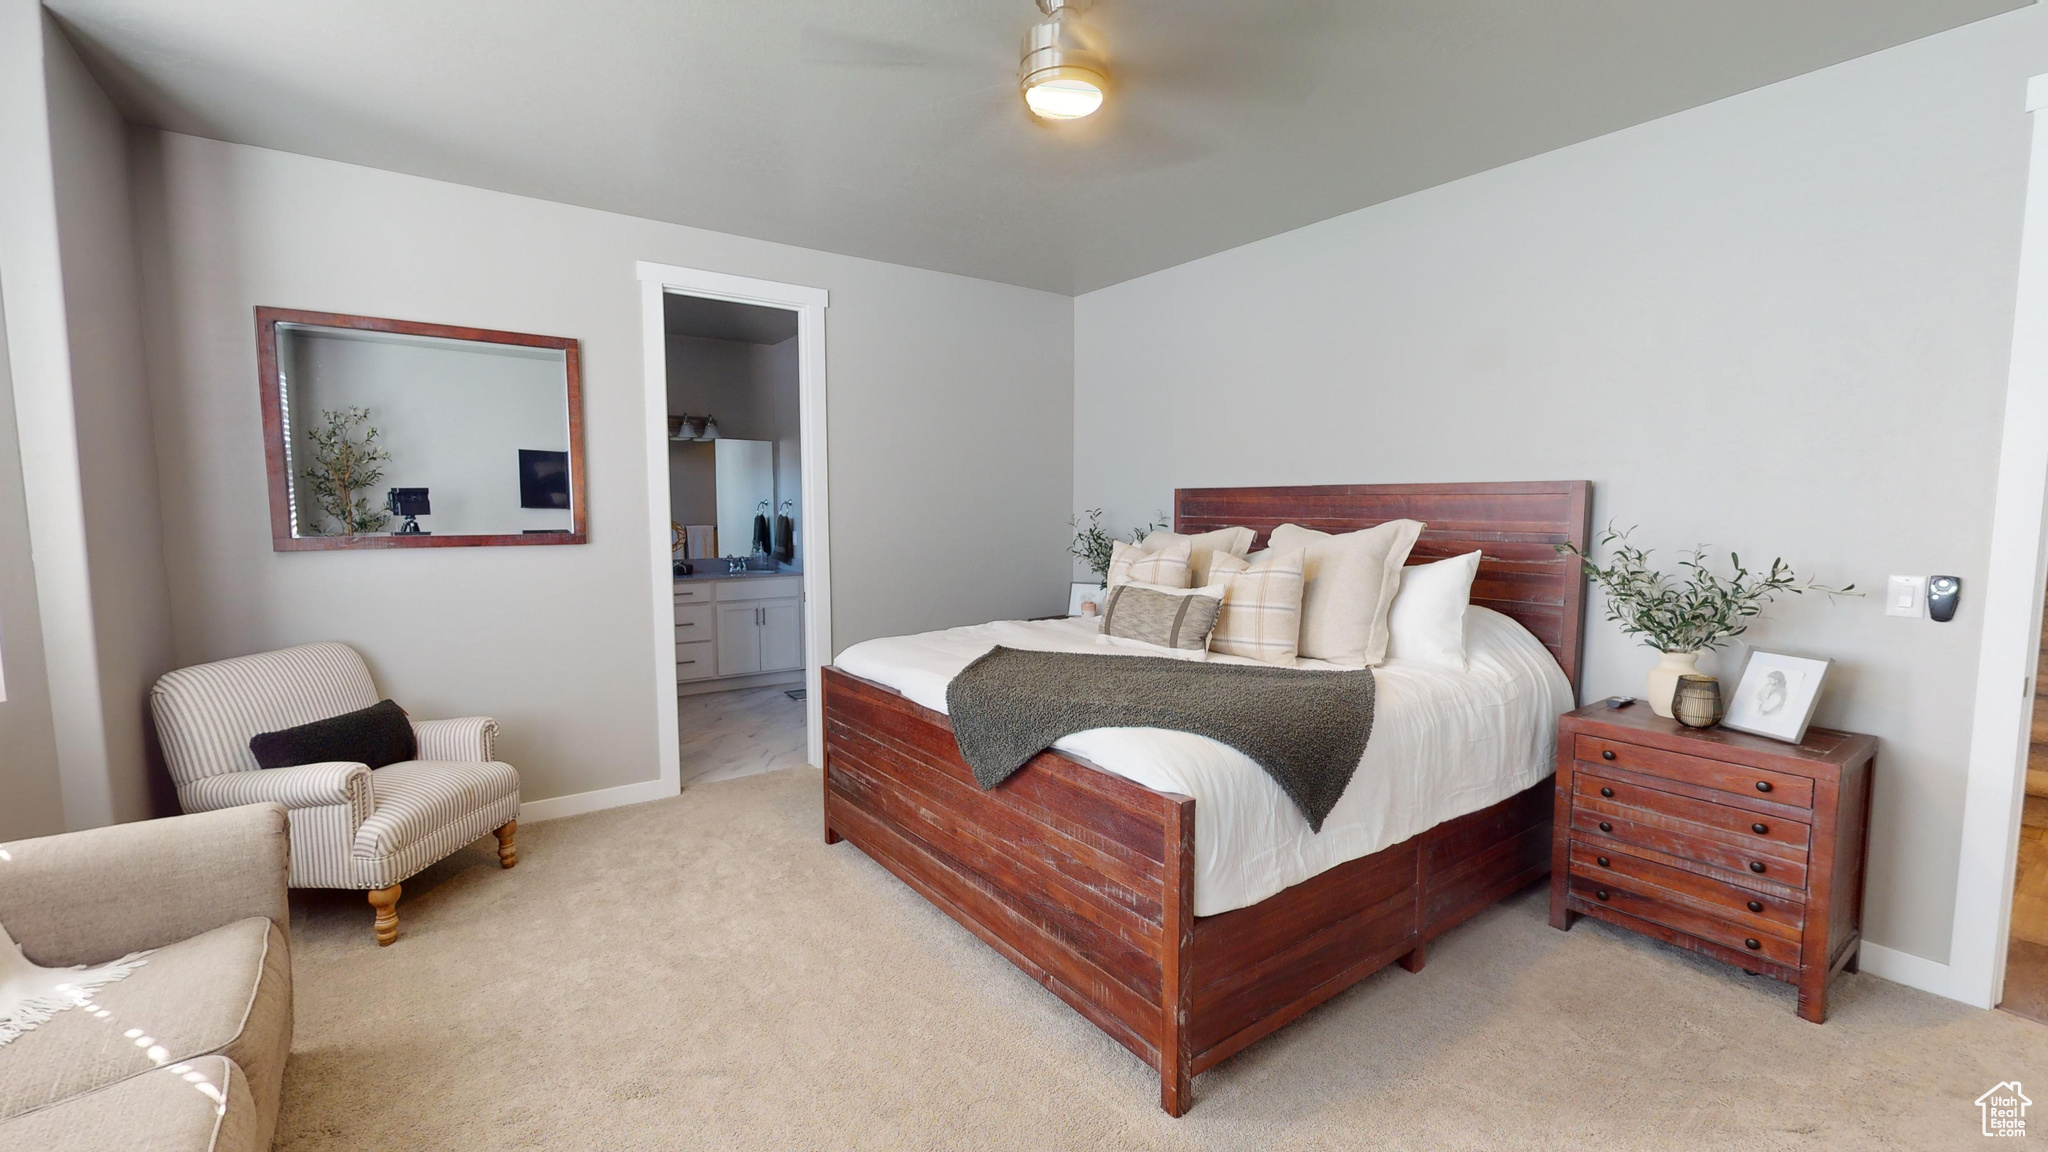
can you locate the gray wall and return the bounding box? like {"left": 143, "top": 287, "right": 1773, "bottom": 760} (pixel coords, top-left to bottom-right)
{"left": 1073, "top": 9, "right": 2048, "bottom": 966}
{"left": 0, "top": 5, "right": 170, "bottom": 833}
{"left": 131, "top": 129, "right": 1074, "bottom": 804}
{"left": 43, "top": 13, "right": 174, "bottom": 825}
{"left": 0, "top": 282, "right": 65, "bottom": 841}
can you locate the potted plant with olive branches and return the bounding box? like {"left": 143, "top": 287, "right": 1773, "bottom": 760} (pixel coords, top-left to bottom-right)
{"left": 1559, "top": 526, "right": 1858, "bottom": 718}
{"left": 1068, "top": 508, "right": 1167, "bottom": 610}
{"left": 302, "top": 407, "right": 392, "bottom": 537}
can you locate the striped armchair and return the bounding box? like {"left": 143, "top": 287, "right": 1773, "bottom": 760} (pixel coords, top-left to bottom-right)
{"left": 150, "top": 642, "right": 521, "bottom": 946}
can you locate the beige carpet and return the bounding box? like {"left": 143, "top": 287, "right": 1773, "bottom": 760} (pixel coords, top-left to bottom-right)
{"left": 280, "top": 768, "right": 2048, "bottom": 1150}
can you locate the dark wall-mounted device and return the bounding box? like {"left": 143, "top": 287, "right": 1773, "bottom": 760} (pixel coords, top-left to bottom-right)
{"left": 1928, "top": 575, "right": 1962, "bottom": 622}
{"left": 386, "top": 487, "right": 431, "bottom": 535}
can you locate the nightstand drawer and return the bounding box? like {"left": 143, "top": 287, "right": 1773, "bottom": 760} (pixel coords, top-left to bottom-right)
{"left": 1567, "top": 874, "right": 1803, "bottom": 967}
{"left": 1571, "top": 809, "right": 1808, "bottom": 889}
{"left": 1569, "top": 842, "right": 1803, "bottom": 941}
{"left": 1575, "top": 735, "right": 1814, "bottom": 808}
{"left": 1575, "top": 772, "right": 1811, "bottom": 856}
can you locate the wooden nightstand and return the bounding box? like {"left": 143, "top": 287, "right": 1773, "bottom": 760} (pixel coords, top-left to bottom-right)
{"left": 1550, "top": 702, "right": 1876, "bottom": 1022}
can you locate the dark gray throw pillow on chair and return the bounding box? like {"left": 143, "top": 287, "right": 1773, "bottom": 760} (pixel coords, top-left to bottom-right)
{"left": 250, "top": 699, "right": 416, "bottom": 769}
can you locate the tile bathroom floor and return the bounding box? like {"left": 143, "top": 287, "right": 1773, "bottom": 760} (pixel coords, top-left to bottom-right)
{"left": 679, "top": 685, "right": 810, "bottom": 786}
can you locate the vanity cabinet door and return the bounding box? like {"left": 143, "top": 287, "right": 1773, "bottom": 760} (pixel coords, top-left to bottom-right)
{"left": 717, "top": 604, "right": 763, "bottom": 676}
{"left": 759, "top": 599, "right": 802, "bottom": 672}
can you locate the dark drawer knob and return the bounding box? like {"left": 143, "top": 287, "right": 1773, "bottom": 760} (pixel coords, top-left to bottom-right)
{"left": 1596, "top": 856, "right": 1610, "bottom": 868}
{"left": 1601, "top": 750, "right": 1616, "bottom": 761}
{"left": 1747, "top": 900, "right": 1764, "bottom": 913}
{"left": 1600, "top": 787, "right": 1614, "bottom": 798}
{"left": 1749, "top": 861, "right": 1766, "bottom": 874}
{"left": 1751, "top": 822, "right": 1768, "bottom": 835}
{"left": 1595, "top": 890, "right": 1610, "bottom": 901}
{"left": 1598, "top": 821, "right": 1613, "bottom": 833}
{"left": 1745, "top": 938, "right": 1762, "bottom": 951}
{"left": 1755, "top": 780, "right": 1773, "bottom": 793}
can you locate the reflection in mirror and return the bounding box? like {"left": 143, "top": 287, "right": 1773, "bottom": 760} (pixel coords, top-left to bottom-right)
{"left": 669, "top": 439, "right": 774, "bottom": 558}
{"left": 258, "top": 309, "right": 585, "bottom": 550}
{"left": 713, "top": 440, "right": 773, "bottom": 557}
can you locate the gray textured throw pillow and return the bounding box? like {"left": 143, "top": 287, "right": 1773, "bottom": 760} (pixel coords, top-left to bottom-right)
{"left": 1099, "top": 583, "right": 1223, "bottom": 652}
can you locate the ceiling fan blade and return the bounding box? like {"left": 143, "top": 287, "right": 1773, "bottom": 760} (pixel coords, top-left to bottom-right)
{"left": 798, "top": 26, "right": 985, "bottom": 70}
{"left": 1096, "top": 0, "right": 1345, "bottom": 110}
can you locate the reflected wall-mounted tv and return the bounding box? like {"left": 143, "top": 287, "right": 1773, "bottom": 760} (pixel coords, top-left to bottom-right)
{"left": 518, "top": 449, "right": 571, "bottom": 510}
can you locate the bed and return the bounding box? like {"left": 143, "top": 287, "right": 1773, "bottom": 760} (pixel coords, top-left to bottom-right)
{"left": 821, "top": 481, "right": 1591, "bottom": 1115}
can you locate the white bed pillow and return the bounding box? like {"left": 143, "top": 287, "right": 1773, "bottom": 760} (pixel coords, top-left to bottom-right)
{"left": 1206, "top": 549, "right": 1306, "bottom": 664}
{"left": 1387, "top": 550, "right": 1482, "bottom": 669}
{"left": 1268, "top": 520, "right": 1424, "bottom": 666}
{"left": 1140, "top": 527, "right": 1255, "bottom": 586}
{"left": 1106, "top": 537, "right": 1192, "bottom": 589}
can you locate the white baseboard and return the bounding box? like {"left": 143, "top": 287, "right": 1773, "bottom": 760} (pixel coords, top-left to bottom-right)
{"left": 518, "top": 777, "right": 675, "bottom": 823}
{"left": 1859, "top": 941, "right": 1958, "bottom": 1002}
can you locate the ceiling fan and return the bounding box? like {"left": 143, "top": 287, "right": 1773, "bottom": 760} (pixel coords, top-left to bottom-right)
{"left": 1018, "top": 0, "right": 1108, "bottom": 121}
{"left": 799, "top": 0, "right": 1334, "bottom": 138}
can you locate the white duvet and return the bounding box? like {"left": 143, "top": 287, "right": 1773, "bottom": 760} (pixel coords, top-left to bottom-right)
{"left": 832, "top": 607, "right": 1575, "bottom": 916}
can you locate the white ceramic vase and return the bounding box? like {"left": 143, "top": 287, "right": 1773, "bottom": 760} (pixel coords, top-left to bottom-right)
{"left": 1645, "top": 650, "right": 1702, "bottom": 719}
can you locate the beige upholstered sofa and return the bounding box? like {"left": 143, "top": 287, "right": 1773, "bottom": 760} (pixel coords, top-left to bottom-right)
{"left": 0, "top": 804, "right": 292, "bottom": 1152}
{"left": 151, "top": 641, "right": 521, "bottom": 944}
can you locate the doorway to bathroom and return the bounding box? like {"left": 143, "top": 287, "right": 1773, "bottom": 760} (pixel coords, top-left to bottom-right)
{"left": 635, "top": 263, "right": 830, "bottom": 794}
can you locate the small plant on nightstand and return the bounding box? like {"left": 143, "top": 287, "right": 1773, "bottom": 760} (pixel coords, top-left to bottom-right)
{"left": 1559, "top": 525, "right": 1857, "bottom": 717}
{"left": 1068, "top": 508, "right": 1166, "bottom": 585}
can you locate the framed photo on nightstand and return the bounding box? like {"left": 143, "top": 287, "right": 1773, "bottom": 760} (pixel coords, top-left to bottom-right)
{"left": 1067, "top": 582, "right": 1106, "bottom": 617}
{"left": 1720, "top": 649, "right": 1832, "bottom": 744}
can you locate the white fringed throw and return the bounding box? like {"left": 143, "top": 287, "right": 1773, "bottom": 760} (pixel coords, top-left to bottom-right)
{"left": 0, "top": 921, "right": 151, "bottom": 1046}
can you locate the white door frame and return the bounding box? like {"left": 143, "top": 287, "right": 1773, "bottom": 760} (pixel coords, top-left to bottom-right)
{"left": 1948, "top": 74, "right": 2048, "bottom": 1009}
{"left": 635, "top": 261, "right": 832, "bottom": 783}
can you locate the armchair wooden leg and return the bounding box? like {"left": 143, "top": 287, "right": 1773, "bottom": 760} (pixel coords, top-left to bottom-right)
{"left": 494, "top": 820, "right": 517, "bottom": 868}
{"left": 367, "top": 884, "right": 402, "bottom": 947}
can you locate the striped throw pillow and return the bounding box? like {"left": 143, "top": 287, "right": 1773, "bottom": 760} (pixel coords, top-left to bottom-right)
{"left": 1106, "top": 538, "right": 1192, "bottom": 589}
{"left": 1138, "top": 526, "right": 1255, "bottom": 586}
{"left": 1207, "top": 549, "right": 1307, "bottom": 664}
{"left": 1098, "top": 582, "right": 1223, "bottom": 654}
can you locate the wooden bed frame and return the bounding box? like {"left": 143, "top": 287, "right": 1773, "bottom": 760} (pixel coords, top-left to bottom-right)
{"left": 821, "top": 481, "right": 1591, "bottom": 1115}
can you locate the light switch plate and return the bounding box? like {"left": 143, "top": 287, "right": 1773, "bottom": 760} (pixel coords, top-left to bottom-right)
{"left": 1887, "top": 574, "right": 1927, "bottom": 618}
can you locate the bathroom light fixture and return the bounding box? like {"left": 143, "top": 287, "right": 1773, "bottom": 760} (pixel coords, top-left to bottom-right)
{"left": 1020, "top": 0, "right": 1106, "bottom": 121}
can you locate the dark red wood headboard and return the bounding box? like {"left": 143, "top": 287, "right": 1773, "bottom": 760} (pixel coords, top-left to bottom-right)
{"left": 1174, "top": 481, "right": 1592, "bottom": 687}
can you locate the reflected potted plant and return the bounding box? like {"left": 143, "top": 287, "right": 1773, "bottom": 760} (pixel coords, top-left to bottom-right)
{"left": 1559, "top": 526, "right": 1857, "bottom": 718}
{"left": 302, "top": 407, "right": 392, "bottom": 537}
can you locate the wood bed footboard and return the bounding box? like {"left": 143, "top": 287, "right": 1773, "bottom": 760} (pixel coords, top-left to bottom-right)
{"left": 821, "top": 480, "right": 1588, "bottom": 1116}
{"left": 823, "top": 665, "right": 1553, "bottom": 1116}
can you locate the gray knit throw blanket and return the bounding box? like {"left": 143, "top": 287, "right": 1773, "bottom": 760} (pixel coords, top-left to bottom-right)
{"left": 944, "top": 646, "right": 1376, "bottom": 832}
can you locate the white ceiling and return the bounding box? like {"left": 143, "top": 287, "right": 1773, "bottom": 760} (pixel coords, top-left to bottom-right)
{"left": 49, "top": 0, "right": 2027, "bottom": 295}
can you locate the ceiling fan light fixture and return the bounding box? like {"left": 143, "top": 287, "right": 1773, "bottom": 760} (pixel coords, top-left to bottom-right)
{"left": 1021, "top": 0, "right": 1107, "bottom": 121}
{"left": 1024, "top": 69, "right": 1105, "bottom": 120}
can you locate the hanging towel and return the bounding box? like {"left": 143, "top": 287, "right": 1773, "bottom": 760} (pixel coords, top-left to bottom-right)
{"left": 775, "top": 514, "right": 795, "bottom": 563}
{"left": 685, "top": 524, "right": 716, "bottom": 560}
